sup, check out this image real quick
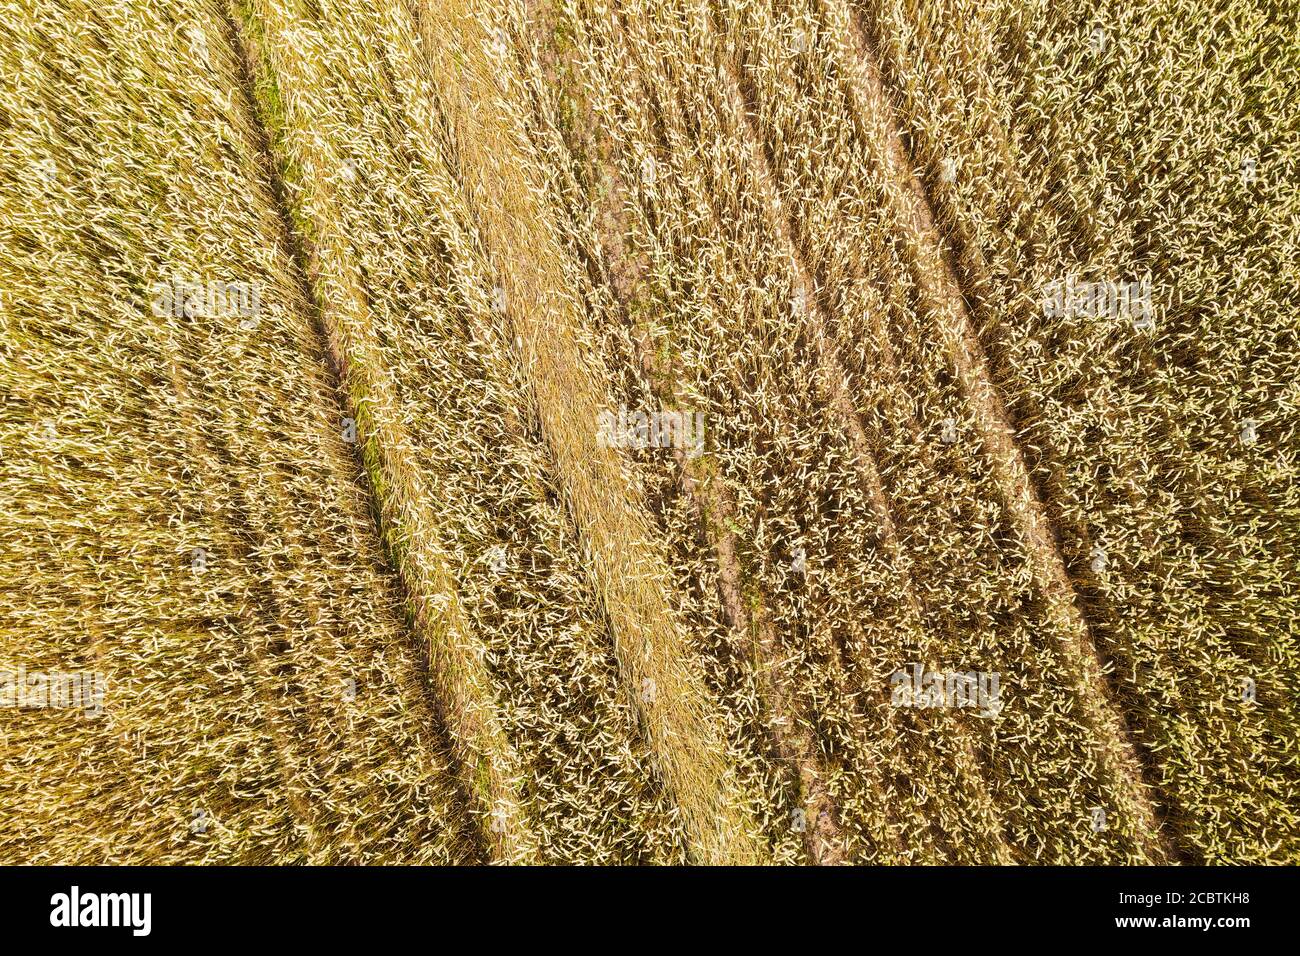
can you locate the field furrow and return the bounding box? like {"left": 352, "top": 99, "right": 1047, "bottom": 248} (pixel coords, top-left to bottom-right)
{"left": 2, "top": 0, "right": 475, "bottom": 863}
{"left": 848, "top": 0, "right": 1299, "bottom": 861}
{"left": 233, "top": 0, "right": 714, "bottom": 863}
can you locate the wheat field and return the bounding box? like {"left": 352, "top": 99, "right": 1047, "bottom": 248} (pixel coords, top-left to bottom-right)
{"left": 1, "top": 0, "right": 1295, "bottom": 865}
